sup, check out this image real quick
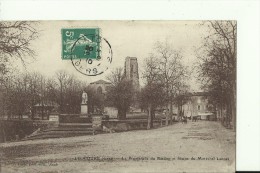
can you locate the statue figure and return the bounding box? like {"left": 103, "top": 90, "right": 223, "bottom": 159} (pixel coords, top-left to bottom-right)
{"left": 82, "top": 91, "right": 88, "bottom": 104}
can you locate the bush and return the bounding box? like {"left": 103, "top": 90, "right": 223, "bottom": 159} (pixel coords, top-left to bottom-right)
{"left": 0, "top": 120, "right": 34, "bottom": 142}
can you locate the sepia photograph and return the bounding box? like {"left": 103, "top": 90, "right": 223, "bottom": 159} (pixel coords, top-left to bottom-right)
{"left": 0, "top": 20, "right": 236, "bottom": 173}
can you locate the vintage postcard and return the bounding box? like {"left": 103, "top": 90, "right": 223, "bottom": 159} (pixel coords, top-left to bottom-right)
{"left": 0, "top": 21, "right": 236, "bottom": 173}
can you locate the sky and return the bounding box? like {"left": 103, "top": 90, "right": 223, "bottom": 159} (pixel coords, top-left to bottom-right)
{"left": 19, "top": 21, "right": 208, "bottom": 91}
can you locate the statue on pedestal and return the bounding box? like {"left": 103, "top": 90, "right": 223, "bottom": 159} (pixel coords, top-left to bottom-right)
{"left": 81, "top": 91, "right": 88, "bottom": 105}
{"left": 81, "top": 91, "right": 88, "bottom": 115}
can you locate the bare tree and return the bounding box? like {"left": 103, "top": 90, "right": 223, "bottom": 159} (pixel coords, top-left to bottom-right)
{"left": 142, "top": 41, "right": 189, "bottom": 127}
{"left": 0, "top": 22, "right": 39, "bottom": 119}
{"left": 86, "top": 86, "right": 105, "bottom": 114}
{"left": 27, "top": 72, "right": 43, "bottom": 119}
{"left": 65, "top": 76, "right": 85, "bottom": 114}
{"left": 0, "top": 72, "right": 40, "bottom": 119}
{"left": 197, "top": 21, "right": 236, "bottom": 129}
{"left": 106, "top": 67, "right": 124, "bottom": 86}
{"left": 106, "top": 68, "right": 134, "bottom": 120}
{"left": 0, "top": 21, "right": 38, "bottom": 65}
{"left": 173, "top": 83, "right": 190, "bottom": 118}
{"left": 55, "top": 71, "right": 85, "bottom": 114}
{"left": 55, "top": 70, "right": 70, "bottom": 113}
{"left": 140, "top": 82, "right": 166, "bottom": 129}
{"left": 142, "top": 55, "right": 166, "bottom": 129}
{"left": 151, "top": 41, "right": 188, "bottom": 124}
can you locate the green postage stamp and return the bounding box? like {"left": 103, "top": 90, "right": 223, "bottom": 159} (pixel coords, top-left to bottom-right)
{"left": 61, "top": 28, "right": 101, "bottom": 60}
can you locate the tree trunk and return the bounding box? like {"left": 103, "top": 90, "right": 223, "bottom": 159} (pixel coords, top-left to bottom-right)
{"left": 147, "top": 104, "right": 155, "bottom": 129}
{"left": 169, "top": 99, "right": 173, "bottom": 125}
{"left": 60, "top": 83, "right": 63, "bottom": 113}
{"left": 180, "top": 105, "right": 183, "bottom": 120}
{"left": 41, "top": 104, "right": 44, "bottom": 120}
{"left": 31, "top": 103, "right": 35, "bottom": 120}
{"left": 226, "top": 96, "right": 232, "bottom": 128}
{"left": 151, "top": 108, "right": 155, "bottom": 128}
{"left": 165, "top": 109, "right": 169, "bottom": 126}
{"left": 220, "top": 102, "right": 223, "bottom": 122}
{"left": 231, "top": 83, "right": 236, "bottom": 131}
{"left": 147, "top": 104, "right": 152, "bottom": 129}
{"left": 118, "top": 108, "right": 126, "bottom": 120}
{"left": 177, "top": 104, "right": 180, "bottom": 121}
{"left": 2, "top": 123, "right": 6, "bottom": 143}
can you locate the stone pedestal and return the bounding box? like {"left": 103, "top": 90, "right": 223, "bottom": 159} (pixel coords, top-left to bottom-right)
{"left": 49, "top": 114, "right": 59, "bottom": 122}
{"left": 81, "top": 104, "right": 88, "bottom": 114}
{"left": 48, "top": 113, "right": 59, "bottom": 127}
{"left": 92, "top": 114, "right": 103, "bottom": 134}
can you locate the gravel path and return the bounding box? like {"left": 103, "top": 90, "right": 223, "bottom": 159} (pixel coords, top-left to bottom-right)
{"left": 0, "top": 121, "right": 235, "bottom": 173}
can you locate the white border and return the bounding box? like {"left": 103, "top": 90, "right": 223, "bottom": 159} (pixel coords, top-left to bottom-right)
{"left": 0, "top": 0, "right": 260, "bottom": 171}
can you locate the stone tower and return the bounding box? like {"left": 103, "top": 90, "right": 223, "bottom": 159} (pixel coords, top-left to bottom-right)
{"left": 124, "top": 57, "right": 140, "bottom": 91}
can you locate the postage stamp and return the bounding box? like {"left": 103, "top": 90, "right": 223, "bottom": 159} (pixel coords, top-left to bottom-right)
{"left": 61, "top": 28, "right": 112, "bottom": 76}
{"left": 0, "top": 20, "right": 237, "bottom": 173}
{"left": 61, "top": 28, "right": 101, "bottom": 60}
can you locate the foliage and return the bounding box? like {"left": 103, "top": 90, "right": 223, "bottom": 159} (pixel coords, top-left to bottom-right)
{"left": 86, "top": 86, "right": 105, "bottom": 113}
{"left": 197, "top": 21, "right": 236, "bottom": 128}
{"left": 140, "top": 82, "right": 166, "bottom": 110}
{"left": 106, "top": 79, "right": 134, "bottom": 120}
{"left": 106, "top": 67, "right": 124, "bottom": 86}
{"left": 0, "top": 70, "right": 85, "bottom": 119}
{"left": 0, "top": 22, "right": 39, "bottom": 100}
{"left": 55, "top": 71, "right": 85, "bottom": 114}
{"left": 141, "top": 40, "right": 189, "bottom": 128}
{"left": 0, "top": 21, "right": 38, "bottom": 58}
{"left": 105, "top": 67, "right": 135, "bottom": 119}
{"left": 143, "top": 41, "right": 189, "bottom": 110}
{"left": 0, "top": 21, "right": 38, "bottom": 77}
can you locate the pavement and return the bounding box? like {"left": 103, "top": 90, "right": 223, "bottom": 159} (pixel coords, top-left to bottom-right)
{"left": 0, "top": 120, "right": 235, "bottom": 173}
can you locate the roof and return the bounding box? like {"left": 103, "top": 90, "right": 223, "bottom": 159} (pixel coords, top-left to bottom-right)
{"left": 125, "top": 56, "right": 137, "bottom": 60}
{"left": 90, "top": 80, "right": 111, "bottom": 85}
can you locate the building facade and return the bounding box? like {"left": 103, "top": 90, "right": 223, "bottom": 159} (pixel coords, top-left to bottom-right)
{"left": 88, "top": 80, "right": 112, "bottom": 95}
{"left": 181, "top": 92, "right": 215, "bottom": 120}
{"left": 87, "top": 80, "right": 116, "bottom": 115}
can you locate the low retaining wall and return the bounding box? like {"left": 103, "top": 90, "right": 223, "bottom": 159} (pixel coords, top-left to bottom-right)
{"left": 102, "top": 119, "right": 160, "bottom": 132}
{"left": 0, "top": 120, "right": 33, "bottom": 142}
{"left": 59, "top": 114, "right": 91, "bottom": 123}
{"left": 32, "top": 120, "right": 59, "bottom": 130}
{"left": 0, "top": 120, "right": 58, "bottom": 143}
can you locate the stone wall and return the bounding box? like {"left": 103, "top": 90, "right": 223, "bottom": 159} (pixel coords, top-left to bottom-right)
{"left": 0, "top": 120, "right": 58, "bottom": 143}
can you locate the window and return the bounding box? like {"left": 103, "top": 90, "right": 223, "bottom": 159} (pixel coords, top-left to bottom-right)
{"left": 97, "top": 86, "right": 102, "bottom": 94}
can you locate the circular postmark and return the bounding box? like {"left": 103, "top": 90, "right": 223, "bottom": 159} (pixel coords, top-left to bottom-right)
{"left": 70, "top": 34, "right": 112, "bottom": 76}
